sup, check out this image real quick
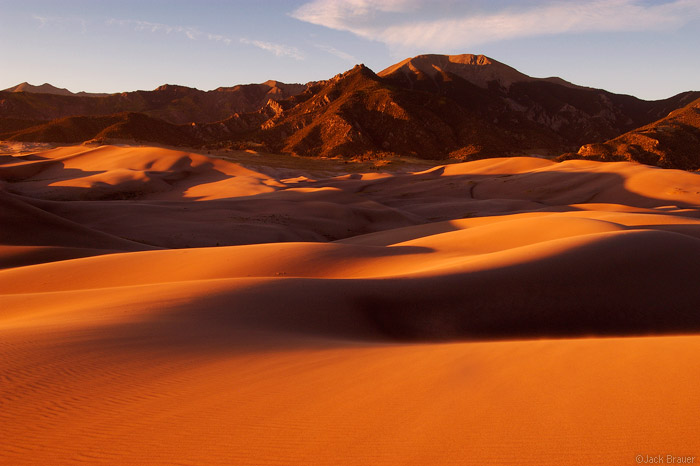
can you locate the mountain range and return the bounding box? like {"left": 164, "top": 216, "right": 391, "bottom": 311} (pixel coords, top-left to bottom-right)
{"left": 1, "top": 54, "right": 698, "bottom": 169}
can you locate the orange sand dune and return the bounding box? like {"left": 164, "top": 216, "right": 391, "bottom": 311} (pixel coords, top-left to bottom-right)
{"left": 1, "top": 145, "right": 700, "bottom": 464}
{"left": 2, "top": 326, "right": 699, "bottom": 465}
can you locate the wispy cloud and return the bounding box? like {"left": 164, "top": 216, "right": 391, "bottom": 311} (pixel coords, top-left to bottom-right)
{"left": 291, "top": 0, "right": 418, "bottom": 31}
{"left": 108, "top": 19, "right": 304, "bottom": 59}
{"left": 240, "top": 38, "right": 304, "bottom": 60}
{"left": 33, "top": 15, "right": 87, "bottom": 33}
{"left": 107, "top": 19, "right": 232, "bottom": 45}
{"left": 291, "top": 0, "right": 700, "bottom": 51}
{"left": 314, "top": 44, "right": 357, "bottom": 62}
{"left": 33, "top": 15, "right": 50, "bottom": 27}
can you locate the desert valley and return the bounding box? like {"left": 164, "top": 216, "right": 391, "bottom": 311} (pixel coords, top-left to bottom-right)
{"left": 2, "top": 52, "right": 700, "bottom": 465}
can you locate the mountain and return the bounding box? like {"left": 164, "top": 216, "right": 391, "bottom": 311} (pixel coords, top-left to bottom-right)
{"left": 2, "top": 54, "right": 698, "bottom": 169}
{"left": 1, "top": 112, "right": 199, "bottom": 147}
{"left": 378, "top": 53, "right": 579, "bottom": 89}
{"left": 4, "top": 82, "right": 77, "bottom": 96}
{"left": 239, "top": 64, "right": 540, "bottom": 159}
{"left": 0, "top": 80, "right": 306, "bottom": 124}
{"left": 564, "top": 97, "right": 700, "bottom": 170}
{"left": 2, "top": 82, "right": 109, "bottom": 97}
{"left": 207, "top": 55, "right": 698, "bottom": 161}
{"left": 376, "top": 54, "right": 698, "bottom": 155}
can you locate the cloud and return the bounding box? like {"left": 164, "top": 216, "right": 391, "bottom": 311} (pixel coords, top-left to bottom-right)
{"left": 240, "top": 38, "right": 304, "bottom": 60}
{"left": 314, "top": 44, "right": 357, "bottom": 62}
{"left": 108, "top": 19, "right": 303, "bottom": 59}
{"left": 33, "top": 15, "right": 87, "bottom": 33}
{"left": 33, "top": 15, "right": 50, "bottom": 27}
{"left": 206, "top": 33, "right": 232, "bottom": 45}
{"left": 291, "top": 0, "right": 700, "bottom": 51}
{"left": 291, "top": 0, "right": 418, "bottom": 31}
{"left": 107, "top": 19, "right": 232, "bottom": 45}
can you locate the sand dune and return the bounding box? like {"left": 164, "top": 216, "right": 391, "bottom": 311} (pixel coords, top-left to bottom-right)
{"left": 2, "top": 145, "right": 699, "bottom": 464}
{"left": 3, "top": 324, "right": 699, "bottom": 466}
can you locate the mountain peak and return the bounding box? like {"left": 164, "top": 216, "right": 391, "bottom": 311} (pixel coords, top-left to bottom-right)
{"left": 378, "top": 53, "right": 530, "bottom": 89}
{"left": 342, "top": 63, "right": 375, "bottom": 79}
{"left": 3, "top": 82, "right": 75, "bottom": 96}
{"left": 2, "top": 82, "right": 111, "bottom": 97}
{"left": 428, "top": 53, "right": 493, "bottom": 66}
{"left": 378, "top": 53, "right": 581, "bottom": 90}
{"left": 154, "top": 84, "right": 195, "bottom": 93}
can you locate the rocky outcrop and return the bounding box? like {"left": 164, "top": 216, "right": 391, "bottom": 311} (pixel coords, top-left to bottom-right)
{"left": 563, "top": 97, "right": 700, "bottom": 170}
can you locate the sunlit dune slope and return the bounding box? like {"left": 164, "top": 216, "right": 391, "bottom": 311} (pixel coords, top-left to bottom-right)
{"left": 0, "top": 145, "right": 283, "bottom": 200}
{"left": 2, "top": 327, "right": 699, "bottom": 465}
{"left": 2, "top": 144, "right": 700, "bottom": 465}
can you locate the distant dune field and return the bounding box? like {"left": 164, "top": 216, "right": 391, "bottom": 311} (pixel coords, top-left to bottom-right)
{"left": 2, "top": 145, "right": 700, "bottom": 465}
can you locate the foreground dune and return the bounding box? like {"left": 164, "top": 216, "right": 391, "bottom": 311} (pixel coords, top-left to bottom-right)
{"left": 3, "top": 328, "right": 699, "bottom": 465}
{"left": 1, "top": 145, "right": 699, "bottom": 464}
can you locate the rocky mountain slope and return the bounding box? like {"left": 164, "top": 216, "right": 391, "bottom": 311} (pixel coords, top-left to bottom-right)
{"left": 2, "top": 112, "right": 199, "bottom": 147}
{"left": 0, "top": 80, "right": 306, "bottom": 124}
{"left": 565, "top": 97, "right": 700, "bottom": 170}
{"left": 375, "top": 54, "right": 697, "bottom": 155}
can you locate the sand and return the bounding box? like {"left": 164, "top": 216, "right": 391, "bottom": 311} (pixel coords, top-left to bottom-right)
{"left": 2, "top": 145, "right": 699, "bottom": 464}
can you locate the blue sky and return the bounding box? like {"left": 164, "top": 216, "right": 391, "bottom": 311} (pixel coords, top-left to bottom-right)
{"left": 1, "top": 0, "right": 698, "bottom": 100}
